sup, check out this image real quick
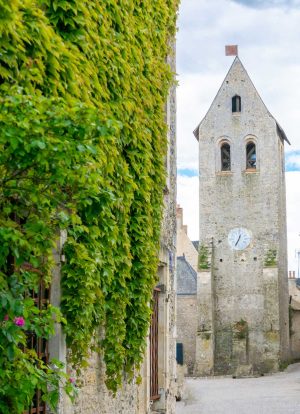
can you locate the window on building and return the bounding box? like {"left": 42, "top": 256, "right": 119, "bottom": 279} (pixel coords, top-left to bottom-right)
{"left": 221, "top": 143, "right": 231, "bottom": 171}
{"left": 246, "top": 142, "right": 256, "bottom": 169}
{"left": 176, "top": 343, "right": 184, "bottom": 365}
{"left": 232, "top": 95, "right": 241, "bottom": 113}
{"left": 23, "top": 279, "right": 50, "bottom": 414}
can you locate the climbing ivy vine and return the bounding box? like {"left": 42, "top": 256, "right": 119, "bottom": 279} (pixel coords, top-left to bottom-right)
{"left": 0, "top": 0, "right": 178, "bottom": 410}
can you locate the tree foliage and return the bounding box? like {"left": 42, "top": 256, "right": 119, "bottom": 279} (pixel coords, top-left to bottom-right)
{"left": 0, "top": 0, "right": 178, "bottom": 410}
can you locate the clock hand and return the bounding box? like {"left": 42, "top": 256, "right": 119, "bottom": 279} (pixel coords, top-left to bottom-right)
{"left": 235, "top": 235, "right": 241, "bottom": 246}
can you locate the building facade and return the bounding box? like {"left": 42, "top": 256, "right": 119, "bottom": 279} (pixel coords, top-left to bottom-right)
{"left": 194, "top": 56, "right": 290, "bottom": 377}
{"left": 48, "top": 47, "right": 177, "bottom": 414}
{"left": 176, "top": 206, "right": 198, "bottom": 375}
{"left": 288, "top": 272, "right": 300, "bottom": 360}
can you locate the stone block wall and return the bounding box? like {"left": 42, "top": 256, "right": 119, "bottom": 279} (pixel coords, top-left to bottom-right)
{"left": 288, "top": 277, "right": 300, "bottom": 360}
{"left": 65, "top": 353, "right": 140, "bottom": 414}
{"left": 176, "top": 295, "right": 197, "bottom": 374}
{"left": 176, "top": 206, "right": 199, "bottom": 376}
{"left": 195, "top": 270, "right": 214, "bottom": 376}
{"left": 290, "top": 310, "right": 300, "bottom": 359}
{"left": 151, "top": 38, "right": 177, "bottom": 414}
{"left": 49, "top": 236, "right": 148, "bottom": 414}
{"left": 49, "top": 41, "right": 177, "bottom": 414}
{"left": 195, "top": 57, "right": 289, "bottom": 376}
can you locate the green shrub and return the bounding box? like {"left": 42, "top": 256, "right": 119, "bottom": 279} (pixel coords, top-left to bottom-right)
{"left": 0, "top": 0, "right": 179, "bottom": 409}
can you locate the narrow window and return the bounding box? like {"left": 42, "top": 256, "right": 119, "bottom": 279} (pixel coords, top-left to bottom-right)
{"left": 232, "top": 95, "right": 241, "bottom": 113}
{"left": 221, "top": 143, "right": 231, "bottom": 171}
{"left": 176, "top": 343, "right": 184, "bottom": 365}
{"left": 246, "top": 142, "right": 256, "bottom": 169}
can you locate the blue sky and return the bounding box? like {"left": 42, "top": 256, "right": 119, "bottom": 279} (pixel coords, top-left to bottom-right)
{"left": 233, "top": 0, "right": 300, "bottom": 7}
{"left": 286, "top": 151, "right": 300, "bottom": 171}
{"left": 177, "top": 168, "right": 198, "bottom": 178}
{"left": 178, "top": 152, "right": 300, "bottom": 176}
{"left": 176, "top": 0, "right": 300, "bottom": 271}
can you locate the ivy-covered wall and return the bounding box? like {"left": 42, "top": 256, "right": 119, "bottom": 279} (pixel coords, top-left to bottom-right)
{"left": 0, "top": 1, "right": 179, "bottom": 412}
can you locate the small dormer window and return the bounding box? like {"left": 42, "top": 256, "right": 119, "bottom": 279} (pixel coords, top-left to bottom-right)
{"left": 246, "top": 142, "right": 256, "bottom": 169}
{"left": 232, "top": 95, "right": 241, "bottom": 113}
{"left": 221, "top": 143, "right": 231, "bottom": 171}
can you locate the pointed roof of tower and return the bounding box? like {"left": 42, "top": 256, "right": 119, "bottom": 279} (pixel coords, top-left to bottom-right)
{"left": 193, "top": 56, "right": 290, "bottom": 145}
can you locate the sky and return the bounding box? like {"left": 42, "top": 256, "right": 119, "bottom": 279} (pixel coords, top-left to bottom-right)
{"left": 176, "top": 0, "right": 300, "bottom": 273}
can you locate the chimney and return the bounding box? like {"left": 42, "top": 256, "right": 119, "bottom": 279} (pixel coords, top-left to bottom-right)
{"left": 176, "top": 204, "right": 183, "bottom": 229}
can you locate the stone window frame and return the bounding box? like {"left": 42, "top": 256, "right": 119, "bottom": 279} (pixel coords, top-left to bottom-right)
{"left": 216, "top": 137, "right": 233, "bottom": 174}
{"left": 221, "top": 142, "right": 231, "bottom": 171}
{"left": 244, "top": 135, "right": 259, "bottom": 172}
{"left": 232, "top": 95, "right": 241, "bottom": 113}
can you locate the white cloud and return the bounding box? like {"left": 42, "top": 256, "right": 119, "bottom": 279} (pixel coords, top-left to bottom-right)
{"left": 177, "top": 73, "right": 218, "bottom": 170}
{"left": 232, "top": 0, "right": 300, "bottom": 9}
{"left": 286, "top": 152, "right": 300, "bottom": 170}
{"left": 177, "top": 0, "right": 300, "bottom": 156}
{"left": 177, "top": 175, "right": 199, "bottom": 241}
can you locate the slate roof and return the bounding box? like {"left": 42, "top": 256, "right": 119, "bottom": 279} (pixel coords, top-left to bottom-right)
{"left": 192, "top": 241, "right": 199, "bottom": 251}
{"left": 177, "top": 255, "right": 197, "bottom": 295}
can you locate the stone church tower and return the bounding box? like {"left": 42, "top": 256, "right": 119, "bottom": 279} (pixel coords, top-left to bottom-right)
{"left": 193, "top": 56, "right": 290, "bottom": 376}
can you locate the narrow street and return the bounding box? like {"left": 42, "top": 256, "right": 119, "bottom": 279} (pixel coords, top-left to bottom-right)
{"left": 176, "top": 363, "right": 300, "bottom": 414}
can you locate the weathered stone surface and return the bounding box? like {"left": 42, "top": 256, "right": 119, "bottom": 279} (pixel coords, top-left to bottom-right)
{"left": 52, "top": 45, "right": 178, "bottom": 414}
{"left": 194, "top": 57, "right": 289, "bottom": 376}
{"left": 177, "top": 295, "right": 197, "bottom": 374}
{"left": 176, "top": 207, "right": 198, "bottom": 375}
{"left": 288, "top": 277, "right": 300, "bottom": 359}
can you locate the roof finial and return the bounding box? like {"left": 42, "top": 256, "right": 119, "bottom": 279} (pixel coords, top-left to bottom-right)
{"left": 225, "top": 45, "right": 238, "bottom": 56}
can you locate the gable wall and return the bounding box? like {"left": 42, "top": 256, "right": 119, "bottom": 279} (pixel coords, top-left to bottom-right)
{"left": 197, "top": 59, "right": 289, "bottom": 374}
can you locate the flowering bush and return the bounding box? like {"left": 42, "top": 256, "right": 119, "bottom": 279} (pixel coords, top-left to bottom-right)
{"left": 0, "top": 0, "right": 178, "bottom": 410}
{"left": 14, "top": 317, "right": 25, "bottom": 327}
{"left": 0, "top": 273, "right": 77, "bottom": 413}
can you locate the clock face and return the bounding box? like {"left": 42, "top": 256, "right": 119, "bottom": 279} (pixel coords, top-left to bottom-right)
{"left": 228, "top": 227, "right": 251, "bottom": 251}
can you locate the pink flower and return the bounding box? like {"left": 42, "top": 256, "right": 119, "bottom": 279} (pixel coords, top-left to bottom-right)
{"left": 3, "top": 314, "right": 9, "bottom": 321}
{"left": 14, "top": 316, "right": 25, "bottom": 327}
{"left": 69, "top": 377, "right": 75, "bottom": 384}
